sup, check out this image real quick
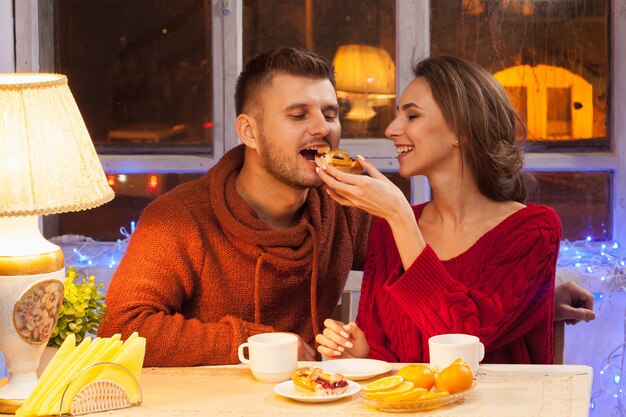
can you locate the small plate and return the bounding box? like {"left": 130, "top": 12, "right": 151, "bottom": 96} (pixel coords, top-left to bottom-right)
{"left": 317, "top": 359, "right": 392, "bottom": 381}
{"left": 362, "top": 381, "right": 477, "bottom": 412}
{"left": 273, "top": 380, "right": 361, "bottom": 403}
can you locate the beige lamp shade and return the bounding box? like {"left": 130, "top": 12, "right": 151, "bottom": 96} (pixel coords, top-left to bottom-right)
{"left": 0, "top": 73, "right": 114, "bottom": 217}
{"left": 333, "top": 44, "right": 395, "bottom": 96}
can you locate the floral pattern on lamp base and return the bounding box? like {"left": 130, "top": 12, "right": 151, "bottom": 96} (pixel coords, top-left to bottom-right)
{"left": 13, "top": 280, "right": 64, "bottom": 345}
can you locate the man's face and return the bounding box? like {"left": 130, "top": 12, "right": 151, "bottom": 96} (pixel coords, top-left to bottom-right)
{"left": 255, "top": 73, "right": 341, "bottom": 189}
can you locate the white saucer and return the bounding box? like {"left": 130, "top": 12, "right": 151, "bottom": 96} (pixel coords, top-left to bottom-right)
{"left": 317, "top": 359, "right": 392, "bottom": 381}
{"left": 273, "top": 380, "right": 360, "bottom": 403}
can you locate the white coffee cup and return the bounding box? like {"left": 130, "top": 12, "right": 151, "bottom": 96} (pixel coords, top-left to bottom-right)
{"left": 428, "top": 333, "right": 485, "bottom": 376}
{"left": 237, "top": 332, "right": 298, "bottom": 382}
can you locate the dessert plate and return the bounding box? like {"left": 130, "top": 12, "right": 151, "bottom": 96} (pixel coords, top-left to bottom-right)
{"left": 317, "top": 359, "right": 392, "bottom": 381}
{"left": 273, "top": 380, "right": 361, "bottom": 403}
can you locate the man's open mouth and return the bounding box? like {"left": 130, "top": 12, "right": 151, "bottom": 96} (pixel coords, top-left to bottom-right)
{"left": 300, "top": 146, "right": 324, "bottom": 162}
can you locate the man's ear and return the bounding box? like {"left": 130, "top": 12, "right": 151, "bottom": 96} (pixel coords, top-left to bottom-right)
{"left": 235, "top": 114, "right": 259, "bottom": 149}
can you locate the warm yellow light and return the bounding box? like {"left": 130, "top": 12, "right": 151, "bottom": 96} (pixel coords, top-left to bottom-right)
{"left": 494, "top": 65, "right": 593, "bottom": 140}
{"left": 0, "top": 73, "right": 114, "bottom": 216}
{"left": 333, "top": 45, "right": 395, "bottom": 121}
{"left": 333, "top": 44, "right": 395, "bottom": 95}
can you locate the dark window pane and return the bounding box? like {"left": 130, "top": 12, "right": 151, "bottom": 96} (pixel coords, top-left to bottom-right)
{"left": 243, "top": 0, "right": 396, "bottom": 138}
{"left": 49, "top": 173, "right": 203, "bottom": 241}
{"left": 431, "top": 0, "right": 609, "bottom": 151}
{"left": 527, "top": 172, "right": 611, "bottom": 241}
{"left": 55, "top": 0, "right": 213, "bottom": 155}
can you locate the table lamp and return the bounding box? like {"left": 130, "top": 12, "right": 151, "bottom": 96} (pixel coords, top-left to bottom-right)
{"left": 332, "top": 44, "right": 395, "bottom": 121}
{"left": 0, "top": 73, "right": 114, "bottom": 410}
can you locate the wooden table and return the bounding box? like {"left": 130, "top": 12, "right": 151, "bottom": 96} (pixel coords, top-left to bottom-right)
{"left": 96, "top": 362, "right": 592, "bottom": 417}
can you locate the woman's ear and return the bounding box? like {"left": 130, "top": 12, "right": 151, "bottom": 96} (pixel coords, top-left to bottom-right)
{"left": 235, "top": 114, "right": 259, "bottom": 149}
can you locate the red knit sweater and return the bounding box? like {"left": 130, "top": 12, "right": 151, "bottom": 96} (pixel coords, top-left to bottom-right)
{"left": 357, "top": 203, "right": 561, "bottom": 365}
{"left": 98, "top": 145, "right": 373, "bottom": 366}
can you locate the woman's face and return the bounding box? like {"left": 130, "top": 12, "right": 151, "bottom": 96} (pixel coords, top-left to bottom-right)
{"left": 385, "top": 77, "right": 459, "bottom": 178}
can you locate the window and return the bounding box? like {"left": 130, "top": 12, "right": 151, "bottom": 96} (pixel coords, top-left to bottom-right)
{"left": 243, "top": 0, "right": 396, "bottom": 139}
{"left": 432, "top": 0, "right": 608, "bottom": 150}
{"left": 430, "top": 0, "right": 620, "bottom": 241}
{"left": 55, "top": 1, "right": 213, "bottom": 155}
{"left": 6, "top": 0, "right": 625, "bottom": 243}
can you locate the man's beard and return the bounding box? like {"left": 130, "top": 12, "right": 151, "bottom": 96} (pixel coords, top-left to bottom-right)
{"left": 257, "top": 130, "right": 323, "bottom": 189}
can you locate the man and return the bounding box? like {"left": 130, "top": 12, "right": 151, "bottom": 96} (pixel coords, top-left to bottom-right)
{"left": 100, "top": 47, "right": 594, "bottom": 366}
{"left": 98, "top": 47, "right": 373, "bottom": 366}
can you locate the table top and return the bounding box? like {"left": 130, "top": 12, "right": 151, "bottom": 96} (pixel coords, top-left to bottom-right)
{"left": 96, "top": 362, "right": 592, "bottom": 417}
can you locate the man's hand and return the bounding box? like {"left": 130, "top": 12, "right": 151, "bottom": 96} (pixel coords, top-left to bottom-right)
{"left": 554, "top": 281, "right": 597, "bottom": 325}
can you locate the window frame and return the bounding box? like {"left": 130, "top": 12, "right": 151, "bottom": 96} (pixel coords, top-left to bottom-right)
{"left": 6, "top": 0, "right": 625, "bottom": 242}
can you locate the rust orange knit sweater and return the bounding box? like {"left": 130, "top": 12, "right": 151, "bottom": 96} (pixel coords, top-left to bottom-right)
{"left": 98, "top": 145, "right": 373, "bottom": 366}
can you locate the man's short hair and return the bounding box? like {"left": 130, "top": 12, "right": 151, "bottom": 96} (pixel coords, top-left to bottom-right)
{"left": 234, "top": 47, "right": 336, "bottom": 115}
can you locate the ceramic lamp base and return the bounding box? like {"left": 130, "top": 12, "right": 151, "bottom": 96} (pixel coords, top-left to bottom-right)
{"left": 0, "top": 248, "right": 64, "bottom": 404}
{"left": 0, "top": 372, "right": 37, "bottom": 400}
{"left": 0, "top": 397, "right": 23, "bottom": 414}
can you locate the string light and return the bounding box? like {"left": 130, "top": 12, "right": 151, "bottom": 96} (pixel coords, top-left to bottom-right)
{"left": 50, "top": 223, "right": 135, "bottom": 273}
{"left": 558, "top": 240, "right": 626, "bottom": 415}
{"left": 48, "top": 229, "right": 625, "bottom": 414}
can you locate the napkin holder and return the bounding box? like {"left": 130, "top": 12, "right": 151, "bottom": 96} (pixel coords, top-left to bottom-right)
{"left": 58, "top": 362, "right": 142, "bottom": 416}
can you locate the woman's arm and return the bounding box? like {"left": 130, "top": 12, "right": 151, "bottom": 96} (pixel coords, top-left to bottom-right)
{"left": 317, "top": 157, "right": 426, "bottom": 270}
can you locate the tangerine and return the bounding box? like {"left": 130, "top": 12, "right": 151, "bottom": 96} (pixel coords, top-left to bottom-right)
{"left": 434, "top": 358, "right": 473, "bottom": 394}
{"left": 396, "top": 364, "right": 435, "bottom": 390}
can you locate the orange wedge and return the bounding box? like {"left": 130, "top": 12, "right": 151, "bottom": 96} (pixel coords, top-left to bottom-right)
{"left": 365, "top": 381, "right": 414, "bottom": 400}
{"left": 362, "top": 375, "right": 404, "bottom": 393}
{"left": 420, "top": 391, "right": 450, "bottom": 399}
{"left": 382, "top": 387, "right": 429, "bottom": 402}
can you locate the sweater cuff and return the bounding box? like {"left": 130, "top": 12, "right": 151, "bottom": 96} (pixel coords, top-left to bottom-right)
{"left": 385, "top": 245, "right": 452, "bottom": 304}
{"left": 243, "top": 322, "right": 276, "bottom": 337}
{"left": 222, "top": 316, "right": 275, "bottom": 364}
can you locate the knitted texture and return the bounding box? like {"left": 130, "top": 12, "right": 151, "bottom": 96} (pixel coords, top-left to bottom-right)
{"left": 357, "top": 203, "right": 561, "bottom": 365}
{"left": 98, "top": 145, "right": 373, "bottom": 366}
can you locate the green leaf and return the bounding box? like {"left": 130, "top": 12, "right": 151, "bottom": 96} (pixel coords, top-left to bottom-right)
{"left": 47, "top": 266, "right": 107, "bottom": 347}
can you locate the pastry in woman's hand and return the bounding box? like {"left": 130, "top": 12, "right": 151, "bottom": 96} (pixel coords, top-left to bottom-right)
{"left": 315, "top": 146, "right": 363, "bottom": 174}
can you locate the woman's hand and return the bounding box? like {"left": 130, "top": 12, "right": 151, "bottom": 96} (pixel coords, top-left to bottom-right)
{"left": 316, "top": 156, "right": 411, "bottom": 220}
{"left": 318, "top": 156, "right": 426, "bottom": 270}
{"left": 315, "top": 319, "right": 369, "bottom": 359}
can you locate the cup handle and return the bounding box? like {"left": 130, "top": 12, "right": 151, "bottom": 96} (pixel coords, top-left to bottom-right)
{"left": 478, "top": 342, "right": 485, "bottom": 362}
{"left": 238, "top": 342, "right": 250, "bottom": 364}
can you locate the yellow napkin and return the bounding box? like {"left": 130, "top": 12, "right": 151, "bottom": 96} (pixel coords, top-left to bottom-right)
{"left": 16, "top": 332, "right": 145, "bottom": 417}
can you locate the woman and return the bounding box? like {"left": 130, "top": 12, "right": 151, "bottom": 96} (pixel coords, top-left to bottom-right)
{"left": 315, "top": 56, "right": 561, "bottom": 364}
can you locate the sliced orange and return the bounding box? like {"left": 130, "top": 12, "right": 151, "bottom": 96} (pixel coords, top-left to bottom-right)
{"left": 364, "top": 381, "right": 414, "bottom": 400}
{"left": 362, "top": 375, "right": 404, "bottom": 393}
{"left": 420, "top": 391, "right": 450, "bottom": 399}
{"left": 397, "top": 364, "right": 435, "bottom": 390}
{"left": 381, "top": 387, "right": 428, "bottom": 402}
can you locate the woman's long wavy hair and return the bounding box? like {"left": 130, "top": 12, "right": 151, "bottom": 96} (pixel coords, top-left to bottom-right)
{"left": 413, "top": 56, "right": 529, "bottom": 203}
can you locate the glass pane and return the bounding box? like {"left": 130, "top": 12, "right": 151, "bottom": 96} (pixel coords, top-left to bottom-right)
{"left": 55, "top": 1, "right": 213, "bottom": 154}
{"left": 431, "top": 0, "right": 609, "bottom": 151}
{"left": 243, "top": 0, "right": 396, "bottom": 138}
{"left": 527, "top": 172, "right": 611, "bottom": 241}
{"left": 48, "top": 173, "right": 203, "bottom": 241}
